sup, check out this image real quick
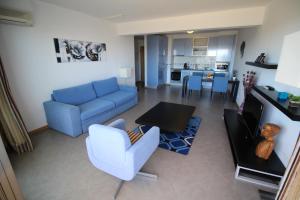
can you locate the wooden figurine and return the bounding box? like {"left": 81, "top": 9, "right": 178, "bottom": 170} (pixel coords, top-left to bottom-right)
{"left": 255, "top": 123, "right": 281, "bottom": 160}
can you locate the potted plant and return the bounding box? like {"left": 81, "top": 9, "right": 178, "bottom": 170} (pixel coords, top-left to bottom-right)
{"left": 288, "top": 94, "right": 300, "bottom": 107}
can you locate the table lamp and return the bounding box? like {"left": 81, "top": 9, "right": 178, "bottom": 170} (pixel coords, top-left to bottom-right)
{"left": 119, "top": 67, "right": 131, "bottom": 85}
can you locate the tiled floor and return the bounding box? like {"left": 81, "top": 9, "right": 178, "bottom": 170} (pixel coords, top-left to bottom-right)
{"left": 10, "top": 86, "right": 259, "bottom": 200}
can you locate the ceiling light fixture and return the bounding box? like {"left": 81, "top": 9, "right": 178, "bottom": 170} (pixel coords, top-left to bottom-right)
{"left": 186, "top": 30, "right": 194, "bottom": 34}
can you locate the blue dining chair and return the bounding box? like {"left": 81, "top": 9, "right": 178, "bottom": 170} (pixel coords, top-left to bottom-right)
{"left": 188, "top": 75, "right": 202, "bottom": 97}
{"left": 211, "top": 76, "right": 229, "bottom": 101}
{"left": 192, "top": 71, "right": 204, "bottom": 77}
{"left": 214, "top": 73, "right": 226, "bottom": 77}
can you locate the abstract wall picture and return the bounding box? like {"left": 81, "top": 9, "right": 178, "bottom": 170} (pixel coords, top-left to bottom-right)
{"left": 53, "top": 38, "right": 106, "bottom": 63}
{"left": 240, "top": 41, "right": 246, "bottom": 58}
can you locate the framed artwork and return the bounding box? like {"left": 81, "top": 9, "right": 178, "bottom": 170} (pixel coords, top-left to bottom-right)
{"left": 240, "top": 41, "right": 246, "bottom": 58}
{"left": 53, "top": 38, "right": 107, "bottom": 63}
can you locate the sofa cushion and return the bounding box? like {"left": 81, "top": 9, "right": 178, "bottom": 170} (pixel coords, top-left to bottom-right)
{"left": 100, "top": 90, "right": 136, "bottom": 107}
{"left": 53, "top": 83, "right": 96, "bottom": 106}
{"left": 79, "top": 98, "right": 115, "bottom": 120}
{"left": 92, "top": 77, "right": 120, "bottom": 97}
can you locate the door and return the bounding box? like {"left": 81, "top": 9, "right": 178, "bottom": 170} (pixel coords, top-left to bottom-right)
{"left": 140, "top": 46, "right": 145, "bottom": 82}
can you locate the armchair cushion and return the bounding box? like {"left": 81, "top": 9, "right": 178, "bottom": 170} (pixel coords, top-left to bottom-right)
{"left": 127, "top": 129, "right": 143, "bottom": 144}
{"left": 92, "top": 77, "right": 119, "bottom": 97}
{"left": 127, "top": 125, "right": 152, "bottom": 144}
{"left": 100, "top": 90, "right": 136, "bottom": 107}
{"left": 53, "top": 83, "right": 96, "bottom": 105}
{"left": 79, "top": 98, "right": 115, "bottom": 120}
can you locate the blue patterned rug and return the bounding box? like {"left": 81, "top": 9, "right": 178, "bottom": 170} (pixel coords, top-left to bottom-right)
{"left": 159, "top": 116, "right": 201, "bottom": 155}
{"left": 132, "top": 116, "right": 201, "bottom": 155}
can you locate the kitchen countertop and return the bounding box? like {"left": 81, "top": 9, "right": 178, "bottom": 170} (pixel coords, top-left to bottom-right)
{"left": 170, "top": 68, "right": 228, "bottom": 72}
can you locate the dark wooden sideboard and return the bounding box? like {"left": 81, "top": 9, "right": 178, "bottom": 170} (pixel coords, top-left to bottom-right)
{"left": 224, "top": 109, "right": 286, "bottom": 189}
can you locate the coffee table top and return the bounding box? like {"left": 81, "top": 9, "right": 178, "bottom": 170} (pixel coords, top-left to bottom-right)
{"left": 135, "top": 102, "right": 195, "bottom": 132}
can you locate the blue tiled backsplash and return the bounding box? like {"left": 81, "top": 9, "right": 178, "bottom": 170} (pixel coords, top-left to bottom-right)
{"left": 173, "top": 56, "right": 216, "bottom": 68}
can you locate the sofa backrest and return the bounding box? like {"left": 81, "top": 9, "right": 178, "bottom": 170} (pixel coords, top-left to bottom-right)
{"left": 52, "top": 83, "right": 96, "bottom": 105}
{"left": 92, "top": 77, "right": 120, "bottom": 97}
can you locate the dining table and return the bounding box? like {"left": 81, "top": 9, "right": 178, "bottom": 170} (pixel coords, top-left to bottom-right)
{"left": 181, "top": 75, "right": 240, "bottom": 102}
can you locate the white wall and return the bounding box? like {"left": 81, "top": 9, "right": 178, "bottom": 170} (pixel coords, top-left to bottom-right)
{"left": 116, "top": 7, "right": 265, "bottom": 35}
{"left": 0, "top": 0, "right": 134, "bottom": 131}
{"left": 233, "top": 0, "right": 300, "bottom": 166}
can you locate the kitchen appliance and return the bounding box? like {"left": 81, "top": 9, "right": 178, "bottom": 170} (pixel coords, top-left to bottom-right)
{"left": 215, "top": 62, "right": 229, "bottom": 71}
{"left": 171, "top": 70, "right": 181, "bottom": 81}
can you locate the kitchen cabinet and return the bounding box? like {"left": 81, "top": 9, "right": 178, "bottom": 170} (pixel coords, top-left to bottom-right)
{"left": 192, "top": 38, "right": 208, "bottom": 56}
{"left": 147, "top": 35, "right": 168, "bottom": 88}
{"left": 173, "top": 39, "right": 185, "bottom": 56}
{"left": 208, "top": 35, "right": 235, "bottom": 62}
{"left": 207, "top": 37, "right": 218, "bottom": 56}
{"left": 184, "top": 39, "right": 193, "bottom": 56}
{"left": 173, "top": 38, "right": 193, "bottom": 56}
{"left": 216, "top": 35, "right": 235, "bottom": 62}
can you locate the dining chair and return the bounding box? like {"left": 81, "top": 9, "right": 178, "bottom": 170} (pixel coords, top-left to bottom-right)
{"left": 211, "top": 76, "right": 229, "bottom": 101}
{"left": 192, "top": 71, "right": 204, "bottom": 77}
{"left": 214, "top": 72, "right": 226, "bottom": 77}
{"left": 188, "top": 75, "right": 202, "bottom": 97}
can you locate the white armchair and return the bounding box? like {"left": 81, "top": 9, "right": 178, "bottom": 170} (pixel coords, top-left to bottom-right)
{"left": 86, "top": 119, "right": 160, "bottom": 199}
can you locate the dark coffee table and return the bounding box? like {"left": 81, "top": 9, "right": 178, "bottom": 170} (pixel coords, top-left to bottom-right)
{"left": 135, "top": 102, "right": 195, "bottom": 132}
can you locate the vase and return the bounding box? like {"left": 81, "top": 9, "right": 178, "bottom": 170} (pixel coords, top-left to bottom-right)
{"left": 238, "top": 88, "right": 250, "bottom": 114}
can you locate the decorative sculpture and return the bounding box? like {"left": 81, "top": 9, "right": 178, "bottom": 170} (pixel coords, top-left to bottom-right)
{"left": 256, "top": 123, "right": 281, "bottom": 160}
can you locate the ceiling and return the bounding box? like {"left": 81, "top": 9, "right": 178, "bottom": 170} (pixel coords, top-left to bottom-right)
{"left": 39, "top": 0, "right": 272, "bottom": 22}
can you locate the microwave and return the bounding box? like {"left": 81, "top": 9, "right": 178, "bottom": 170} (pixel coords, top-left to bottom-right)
{"left": 215, "top": 62, "right": 229, "bottom": 71}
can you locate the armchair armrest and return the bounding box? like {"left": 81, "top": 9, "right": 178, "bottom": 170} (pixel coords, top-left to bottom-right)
{"left": 119, "top": 85, "right": 137, "bottom": 93}
{"left": 43, "top": 100, "right": 82, "bottom": 137}
{"left": 125, "top": 126, "right": 160, "bottom": 179}
{"left": 108, "top": 119, "right": 126, "bottom": 131}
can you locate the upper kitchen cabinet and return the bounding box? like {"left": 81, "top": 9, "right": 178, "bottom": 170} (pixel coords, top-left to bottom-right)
{"left": 208, "top": 35, "right": 235, "bottom": 62}
{"left": 173, "top": 38, "right": 185, "bottom": 56}
{"left": 192, "top": 38, "right": 208, "bottom": 56}
{"left": 207, "top": 37, "right": 218, "bottom": 56}
{"left": 173, "top": 38, "right": 193, "bottom": 56}
{"left": 184, "top": 38, "right": 193, "bottom": 56}
{"left": 217, "top": 35, "right": 235, "bottom": 62}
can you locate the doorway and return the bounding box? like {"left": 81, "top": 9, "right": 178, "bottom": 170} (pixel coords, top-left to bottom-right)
{"left": 140, "top": 46, "right": 145, "bottom": 83}
{"left": 134, "top": 36, "right": 145, "bottom": 89}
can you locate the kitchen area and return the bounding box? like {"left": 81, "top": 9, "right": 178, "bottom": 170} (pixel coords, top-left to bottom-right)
{"left": 139, "top": 30, "right": 238, "bottom": 90}
{"left": 168, "top": 32, "right": 237, "bottom": 87}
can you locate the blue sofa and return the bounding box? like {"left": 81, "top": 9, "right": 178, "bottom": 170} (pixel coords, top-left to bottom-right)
{"left": 43, "top": 77, "right": 138, "bottom": 137}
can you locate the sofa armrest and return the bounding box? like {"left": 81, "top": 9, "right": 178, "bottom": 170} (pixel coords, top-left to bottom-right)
{"left": 43, "top": 100, "right": 82, "bottom": 137}
{"left": 119, "top": 85, "right": 137, "bottom": 93}
{"left": 125, "top": 126, "right": 160, "bottom": 179}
